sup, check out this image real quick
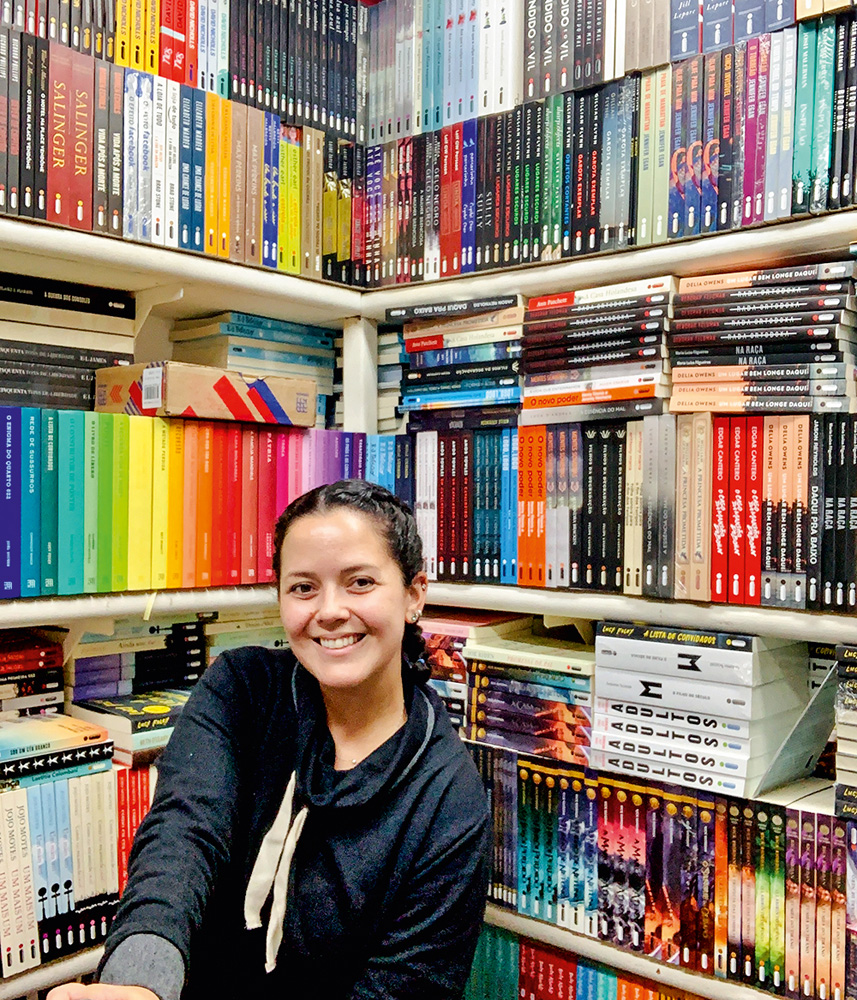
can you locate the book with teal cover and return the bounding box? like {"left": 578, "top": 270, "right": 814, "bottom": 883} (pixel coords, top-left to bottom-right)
{"left": 0, "top": 407, "right": 21, "bottom": 599}
{"left": 96, "top": 413, "right": 114, "bottom": 593}
{"left": 83, "top": 411, "right": 99, "bottom": 593}
{"left": 112, "top": 413, "right": 130, "bottom": 592}
{"left": 19, "top": 407, "right": 40, "bottom": 597}
{"left": 40, "top": 409, "right": 58, "bottom": 595}
{"left": 57, "top": 410, "right": 85, "bottom": 595}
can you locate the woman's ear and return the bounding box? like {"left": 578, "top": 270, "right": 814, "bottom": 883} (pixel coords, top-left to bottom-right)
{"left": 406, "top": 572, "right": 428, "bottom": 622}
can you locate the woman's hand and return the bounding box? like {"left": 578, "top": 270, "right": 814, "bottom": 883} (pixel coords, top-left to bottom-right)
{"left": 46, "top": 985, "right": 160, "bottom": 1000}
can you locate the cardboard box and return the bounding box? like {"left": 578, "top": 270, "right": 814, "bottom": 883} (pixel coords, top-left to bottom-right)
{"left": 94, "top": 361, "right": 317, "bottom": 426}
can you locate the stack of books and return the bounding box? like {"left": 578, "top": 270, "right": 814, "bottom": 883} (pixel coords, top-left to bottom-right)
{"left": 0, "top": 629, "right": 65, "bottom": 720}
{"left": 520, "top": 276, "right": 674, "bottom": 428}
{"left": 592, "top": 622, "right": 811, "bottom": 798}
{"left": 668, "top": 261, "right": 857, "bottom": 414}
{"left": 834, "top": 645, "right": 857, "bottom": 816}
{"left": 169, "top": 311, "right": 336, "bottom": 428}
{"left": 204, "top": 612, "right": 288, "bottom": 663}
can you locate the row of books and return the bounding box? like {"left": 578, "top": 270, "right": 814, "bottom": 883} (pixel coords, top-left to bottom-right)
{"left": 3, "top": 0, "right": 363, "bottom": 136}
{"left": 466, "top": 924, "right": 718, "bottom": 1000}
{"left": 834, "top": 646, "right": 857, "bottom": 816}
{"left": 0, "top": 409, "right": 416, "bottom": 601}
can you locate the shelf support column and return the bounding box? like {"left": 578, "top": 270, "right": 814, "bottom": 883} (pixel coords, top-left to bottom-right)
{"left": 341, "top": 315, "right": 378, "bottom": 435}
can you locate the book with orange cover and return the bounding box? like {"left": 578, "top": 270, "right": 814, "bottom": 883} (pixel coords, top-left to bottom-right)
{"left": 218, "top": 94, "right": 232, "bottom": 259}
{"left": 226, "top": 424, "right": 242, "bottom": 584}
{"left": 166, "top": 418, "right": 184, "bottom": 588}
{"left": 522, "top": 383, "right": 665, "bottom": 410}
{"left": 209, "top": 421, "right": 228, "bottom": 587}
{"left": 181, "top": 420, "right": 198, "bottom": 588}
{"left": 256, "top": 427, "right": 277, "bottom": 584}
{"left": 204, "top": 92, "right": 220, "bottom": 255}
{"left": 195, "top": 420, "right": 213, "bottom": 587}
{"left": 531, "top": 425, "right": 547, "bottom": 587}
{"left": 240, "top": 425, "right": 258, "bottom": 585}
{"left": 516, "top": 426, "right": 531, "bottom": 587}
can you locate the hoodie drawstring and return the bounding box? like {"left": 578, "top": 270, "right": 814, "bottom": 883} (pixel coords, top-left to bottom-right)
{"left": 243, "top": 771, "right": 309, "bottom": 973}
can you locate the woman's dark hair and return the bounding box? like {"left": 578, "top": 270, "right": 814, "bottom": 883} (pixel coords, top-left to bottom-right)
{"left": 273, "top": 479, "right": 429, "bottom": 682}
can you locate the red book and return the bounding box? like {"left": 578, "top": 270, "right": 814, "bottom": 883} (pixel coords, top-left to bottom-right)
{"left": 711, "top": 415, "right": 729, "bottom": 603}
{"left": 184, "top": 0, "right": 197, "bottom": 86}
{"left": 115, "top": 763, "right": 129, "bottom": 893}
{"left": 181, "top": 420, "right": 199, "bottom": 589}
{"left": 274, "top": 427, "right": 290, "bottom": 521}
{"left": 171, "top": 0, "right": 187, "bottom": 81}
{"left": 744, "top": 415, "right": 763, "bottom": 605}
{"left": 209, "top": 422, "right": 228, "bottom": 587}
{"left": 728, "top": 417, "right": 747, "bottom": 605}
{"left": 240, "top": 425, "right": 258, "bottom": 585}
{"left": 439, "top": 126, "right": 453, "bottom": 277}
{"left": 450, "top": 122, "right": 463, "bottom": 275}
{"left": 138, "top": 764, "right": 151, "bottom": 817}
{"left": 47, "top": 41, "right": 73, "bottom": 227}
{"left": 460, "top": 430, "right": 472, "bottom": 580}
{"left": 158, "top": 0, "right": 176, "bottom": 81}
{"left": 128, "top": 765, "right": 141, "bottom": 839}
{"left": 0, "top": 40, "right": 7, "bottom": 212}
{"left": 256, "top": 427, "right": 277, "bottom": 584}
{"left": 195, "top": 421, "right": 214, "bottom": 587}
{"left": 436, "top": 432, "right": 449, "bottom": 581}
{"left": 225, "top": 425, "right": 242, "bottom": 584}
{"left": 68, "top": 49, "right": 93, "bottom": 231}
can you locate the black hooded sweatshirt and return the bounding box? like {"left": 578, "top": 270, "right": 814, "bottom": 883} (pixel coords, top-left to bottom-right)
{"left": 99, "top": 646, "right": 491, "bottom": 999}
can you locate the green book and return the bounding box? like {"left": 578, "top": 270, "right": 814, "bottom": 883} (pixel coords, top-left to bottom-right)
{"left": 810, "top": 15, "right": 835, "bottom": 213}
{"left": 57, "top": 410, "right": 85, "bottom": 596}
{"left": 767, "top": 806, "right": 787, "bottom": 991}
{"left": 111, "top": 412, "right": 130, "bottom": 592}
{"left": 39, "top": 409, "right": 58, "bottom": 595}
{"left": 541, "top": 95, "right": 555, "bottom": 259}
{"left": 755, "top": 803, "right": 772, "bottom": 985}
{"left": 552, "top": 92, "right": 564, "bottom": 257}
{"left": 82, "top": 412, "right": 99, "bottom": 594}
{"left": 96, "top": 413, "right": 114, "bottom": 593}
{"left": 792, "top": 19, "right": 817, "bottom": 214}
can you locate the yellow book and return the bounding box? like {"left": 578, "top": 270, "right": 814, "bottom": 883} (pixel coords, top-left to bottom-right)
{"left": 277, "top": 133, "right": 288, "bottom": 270}
{"left": 115, "top": 0, "right": 131, "bottom": 65}
{"left": 204, "top": 92, "right": 221, "bottom": 255}
{"left": 282, "top": 125, "right": 302, "bottom": 274}
{"left": 218, "top": 95, "right": 233, "bottom": 259}
{"left": 144, "top": 0, "right": 160, "bottom": 75}
{"left": 126, "top": 415, "right": 154, "bottom": 592}
{"left": 151, "top": 417, "right": 170, "bottom": 590}
{"left": 130, "top": 0, "right": 145, "bottom": 69}
{"left": 111, "top": 413, "right": 130, "bottom": 592}
{"left": 166, "top": 419, "right": 184, "bottom": 589}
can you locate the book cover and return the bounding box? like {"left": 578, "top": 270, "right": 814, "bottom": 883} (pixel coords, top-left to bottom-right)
{"left": 194, "top": 420, "right": 213, "bottom": 587}
{"left": 126, "top": 415, "right": 153, "bottom": 592}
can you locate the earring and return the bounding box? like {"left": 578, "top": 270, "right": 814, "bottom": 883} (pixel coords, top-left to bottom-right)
{"left": 409, "top": 611, "right": 421, "bottom": 623}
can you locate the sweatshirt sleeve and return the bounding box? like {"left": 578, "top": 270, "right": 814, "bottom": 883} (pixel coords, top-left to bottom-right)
{"left": 98, "top": 653, "right": 252, "bottom": 974}
{"left": 349, "top": 794, "right": 491, "bottom": 1000}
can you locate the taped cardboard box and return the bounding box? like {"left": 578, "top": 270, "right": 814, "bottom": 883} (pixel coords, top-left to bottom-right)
{"left": 94, "top": 361, "right": 317, "bottom": 426}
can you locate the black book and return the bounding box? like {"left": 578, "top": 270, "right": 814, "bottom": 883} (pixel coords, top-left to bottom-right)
{"left": 620, "top": 75, "right": 637, "bottom": 247}
{"left": 531, "top": 97, "right": 543, "bottom": 261}
{"left": 511, "top": 102, "right": 523, "bottom": 264}
{"left": 572, "top": 0, "right": 584, "bottom": 87}
{"left": 7, "top": 27, "right": 21, "bottom": 216}
{"left": 568, "top": 423, "right": 583, "bottom": 586}
{"left": 93, "top": 58, "right": 110, "bottom": 233}
{"left": 237, "top": 0, "right": 248, "bottom": 101}
{"left": 319, "top": 0, "right": 329, "bottom": 123}
{"left": 523, "top": 343, "right": 666, "bottom": 372}
{"left": 843, "top": 15, "right": 857, "bottom": 207}
{"left": 256, "top": 0, "right": 267, "bottom": 106}
{"left": 821, "top": 413, "right": 838, "bottom": 608}
{"left": 521, "top": 99, "right": 534, "bottom": 261}
{"left": 70, "top": 0, "right": 81, "bottom": 50}
{"left": 835, "top": 413, "right": 850, "bottom": 608}
{"left": 806, "top": 413, "right": 824, "bottom": 610}
{"left": 592, "top": 0, "right": 605, "bottom": 84}
{"left": 730, "top": 41, "right": 746, "bottom": 229}
{"left": 19, "top": 29, "right": 34, "bottom": 218}
{"left": 348, "top": 0, "right": 358, "bottom": 136}
{"left": 0, "top": 381, "right": 94, "bottom": 407}
{"left": 582, "top": 0, "right": 594, "bottom": 86}
{"left": 718, "top": 45, "right": 734, "bottom": 230}
{"left": 525, "top": 304, "right": 670, "bottom": 331}
{"left": 307, "top": 0, "right": 318, "bottom": 125}
{"left": 386, "top": 293, "right": 519, "bottom": 322}
{"left": 284, "top": 0, "right": 296, "bottom": 115}
{"left": 582, "top": 423, "right": 601, "bottom": 588}
{"left": 34, "top": 34, "right": 46, "bottom": 220}
{"left": 571, "top": 87, "right": 588, "bottom": 253}
{"left": 829, "top": 13, "right": 849, "bottom": 211}
{"left": 501, "top": 108, "right": 514, "bottom": 264}
{"left": 0, "top": 28, "right": 8, "bottom": 216}
{"left": 561, "top": 89, "right": 575, "bottom": 258}
{"left": 405, "top": 405, "right": 519, "bottom": 432}
{"left": 671, "top": 309, "right": 857, "bottom": 332}
{"left": 107, "top": 63, "right": 123, "bottom": 234}
{"left": 671, "top": 350, "right": 855, "bottom": 367}
{"left": 586, "top": 86, "right": 602, "bottom": 254}
{"left": 0, "top": 338, "right": 131, "bottom": 367}
{"left": 674, "top": 295, "right": 856, "bottom": 318}
{"left": 293, "top": 0, "right": 304, "bottom": 119}
{"left": 0, "top": 359, "right": 97, "bottom": 387}
{"left": 59, "top": 0, "right": 70, "bottom": 45}
{"left": 674, "top": 282, "right": 855, "bottom": 306}
{"left": 81, "top": 0, "right": 93, "bottom": 53}
{"left": 329, "top": 0, "right": 340, "bottom": 133}
{"left": 264, "top": 0, "right": 274, "bottom": 108}
{"left": 0, "top": 269, "right": 135, "bottom": 317}
{"left": 404, "top": 359, "right": 520, "bottom": 386}
{"left": 490, "top": 111, "right": 503, "bottom": 269}
{"left": 847, "top": 416, "right": 857, "bottom": 609}
{"left": 103, "top": 0, "right": 115, "bottom": 61}
{"left": 609, "top": 423, "right": 626, "bottom": 592}
{"left": 524, "top": 319, "right": 667, "bottom": 346}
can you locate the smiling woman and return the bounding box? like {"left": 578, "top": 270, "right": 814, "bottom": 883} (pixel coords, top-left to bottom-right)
{"left": 47, "top": 480, "right": 491, "bottom": 1000}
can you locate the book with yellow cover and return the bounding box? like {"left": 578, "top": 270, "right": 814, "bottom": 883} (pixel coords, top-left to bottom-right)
{"left": 126, "top": 415, "right": 153, "bottom": 591}
{"left": 151, "top": 416, "right": 170, "bottom": 590}
{"left": 218, "top": 95, "right": 233, "bottom": 259}
{"left": 114, "top": 0, "right": 131, "bottom": 65}
{"left": 96, "top": 413, "right": 114, "bottom": 594}
{"left": 130, "top": 0, "right": 145, "bottom": 69}
{"left": 280, "top": 123, "right": 301, "bottom": 274}
{"left": 204, "top": 92, "right": 220, "bottom": 255}
{"left": 144, "top": 0, "right": 160, "bottom": 74}
{"left": 166, "top": 419, "right": 184, "bottom": 589}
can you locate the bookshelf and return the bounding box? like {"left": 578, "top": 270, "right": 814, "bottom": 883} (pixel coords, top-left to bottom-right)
{"left": 0, "top": 947, "right": 102, "bottom": 999}
{"left": 484, "top": 905, "right": 769, "bottom": 1000}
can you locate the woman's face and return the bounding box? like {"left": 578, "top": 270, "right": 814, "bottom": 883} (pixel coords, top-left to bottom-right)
{"left": 278, "top": 508, "right": 426, "bottom": 695}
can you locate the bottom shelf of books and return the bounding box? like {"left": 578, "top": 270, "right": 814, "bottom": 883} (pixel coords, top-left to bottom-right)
{"left": 0, "top": 948, "right": 102, "bottom": 1000}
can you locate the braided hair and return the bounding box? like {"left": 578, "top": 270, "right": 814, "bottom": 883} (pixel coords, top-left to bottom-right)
{"left": 272, "top": 479, "right": 430, "bottom": 684}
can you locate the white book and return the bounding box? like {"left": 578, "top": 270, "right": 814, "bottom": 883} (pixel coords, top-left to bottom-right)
{"left": 198, "top": 0, "right": 209, "bottom": 91}
{"left": 463, "top": 635, "right": 595, "bottom": 675}
{"left": 412, "top": 0, "right": 424, "bottom": 133}
{"left": 217, "top": 0, "right": 230, "bottom": 97}
{"left": 477, "top": 0, "right": 493, "bottom": 115}
{"left": 592, "top": 711, "right": 796, "bottom": 756}
{"left": 151, "top": 75, "right": 167, "bottom": 246}
{"left": 623, "top": 418, "right": 643, "bottom": 594}
{"left": 778, "top": 26, "right": 797, "bottom": 219}
{"left": 1, "top": 790, "right": 27, "bottom": 974}
{"left": 91, "top": 769, "right": 107, "bottom": 898}
{"left": 165, "top": 78, "right": 181, "bottom": 248}
{"left": 404, "top": 0, "right": 416, "bottom": 133}
{"left": 614, "top": 0, "right": 627, "bottom": 77}
{"left": 595, "top": 665, "right": 807, "bottom": 720}
{"left": 498, "top": 0, "right": 524, "bottom": 112}
{"left": 0, "top": 321, "right": 133, "bottom": 354}
{"left": 137, "top": 72, "right": 154, "bottom": 243}
{"left": 208, "top": 0, "right": 219, "bottom": 101}
{"left": 65, "top": 778, "right": 84, "bottom": 910}
{"left": 523, "top": 372, "right": 667, "bottom": 398}
{"left": 764, "top": 31, "right": 783, "bottom": 222}
{"left": 590, "top": 730, "right": 772, "bottom": 778}
{"left": 463, "top": 0, "right": 478, "bottom": 119}
{"left": 589, "top": 748, "right": 759, "bottom": 797}
{"left": 594, "top": 697, "right": 800, "bottom": 741}
{"left": 102, "top": 770, "right": 119, "bottom": 896}
{"left": 603, "top": 0, "right": 616, "bottom": 82}
{"left": 123, "top": 70, "right": 139, "bottom": 240}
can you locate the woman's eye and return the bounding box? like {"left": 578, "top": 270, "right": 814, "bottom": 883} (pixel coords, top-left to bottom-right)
{"left": 352, "top": 577, "right": 375, "bottom": 589}
{"left": 290, "top": 582, "right": 314, "bottom": 595}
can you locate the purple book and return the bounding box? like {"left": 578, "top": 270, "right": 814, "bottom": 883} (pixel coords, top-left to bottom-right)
{"left": 742, "top": 36, "right": 760, "bottom": 226}
{"left": 753, "top": 34, "right": 771, "bottom": 223}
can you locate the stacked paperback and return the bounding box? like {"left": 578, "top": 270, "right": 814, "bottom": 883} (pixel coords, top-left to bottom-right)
{"left": 0, "top": 629, "right": 64, "bottom": 720}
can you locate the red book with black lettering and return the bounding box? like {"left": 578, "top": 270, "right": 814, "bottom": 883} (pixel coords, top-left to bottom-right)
{"left": 256, "top": 426, "right": 277, "bottom": 584}
{"left": 728, "top": 417, "right": 747, "bottom": 606}
{"left": 47, "top": 41, "right": 73, "bottom": 227}
{"left": 450, "top": 121, "right": 463, "bottom": 276}
{"left": 209, "top": 421, "right": 228, "bottom": 587}
{"left": 744, "top": 415, "right": 763, "bottom": 605}
{"left": 68, "top": 49, "right": 93, "bottom": 231}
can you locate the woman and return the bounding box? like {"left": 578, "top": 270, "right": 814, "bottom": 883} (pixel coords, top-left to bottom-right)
{"left": 48, "top": 480, "right": 491, "bottom": 1000}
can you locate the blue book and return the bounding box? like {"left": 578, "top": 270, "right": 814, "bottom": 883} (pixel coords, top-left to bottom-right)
{"left": 461, "top": 118, "right": 477, "bottom": 273}
{"left": 341, "top": 432, "right": 353, "bottom": 478}
{"left": 20, "top": 407, "right": 40, "bottom": 597}
{"left": 401, "top": 387, "right": 522, "bottom": 408}
{"left": 0, "top": 407, "right": 22, "bottom": 599}
{"left": 40, "top": 410, "right": 58, "bottom": 595}
{"left": 26, "top": 786, "right": 50, "bottom": 923}
{"left": 225, "top": 344, "right": 335, "bottom": 368}
{"left": 432, "top": 0, "right": 444, "bottom": 130}
{"left": 183, "top": 323, "right": 334, "bottom": 349}
{"left": 191, "top": 87, "right": 206, "bottom": 252}
{"left": 409, "top": 343, "right": 521, "bottom": 369}
{"left": 39, "top": 781, "right": 60, "bottom": 918}
{"left": 262, "top": 112, "right": 275, "bottom": 268}
{"left": 421, "top": 0, "right": 434, "bottom": 133}
{"left": 206, "top": 314, "right": 336, "bottom": 338}
{"left": 178, "top": 84, "right": 194, "bottom": 250}
{"left": 57, "top": 411, "right": 85, "bottom": 596}
{"left": 53, "top": 778, "right": 74, "bottom": 913}
{"left": 268, "top": 112, "right": 280, "bottom": 269}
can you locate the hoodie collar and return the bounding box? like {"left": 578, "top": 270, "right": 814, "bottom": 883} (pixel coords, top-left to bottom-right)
{"left": 289, "top": 658, "right": 435, "bottom": 811}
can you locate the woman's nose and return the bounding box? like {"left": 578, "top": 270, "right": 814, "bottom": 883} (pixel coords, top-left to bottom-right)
{"left": 314, "top": 587, "right": 349, "bottom": 624}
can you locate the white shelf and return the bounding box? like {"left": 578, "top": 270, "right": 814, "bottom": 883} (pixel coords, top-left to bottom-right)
{"left": 426, "top": 582, "right": 857, "bottom": 642}
{"left": 485, "top": 905, "right": 768, "bottom": 1000}
{"left": 0, "top": 947, "right": 102, "bottom": 998}
{"left": 360, "top": 211, "right": 857, "bottom": 318}
{"left": 0, "top": 218, "right": 363, "bottom": 327}
{"left": 0, "top": 586, "right": 278, "bottom": 628}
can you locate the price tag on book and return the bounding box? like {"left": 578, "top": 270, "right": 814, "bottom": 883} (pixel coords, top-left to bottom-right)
{"left": 141, "top": 367, "right": 164, "bottom": 409}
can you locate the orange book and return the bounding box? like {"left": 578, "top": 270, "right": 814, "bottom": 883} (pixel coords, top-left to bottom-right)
{"left": 204, "top": 93, "right": 221, "bottom": 255}
{"left": 166, "top": 419, "right": 184, "bottom": 588}
{"left": 218, "top": 95, "right": 233, "bottom": 259}
{"left": 522, "top": 383, "right": 662, "bottom": 410}
{"left": 531, "top": 425, "right": 547, "bottom": 587}
{"left": 210, "top": 422, "right": 228, "bottom": 587}
{"left": 181, "top": 421, "right": 199, "bottom": 588}
{"left": 517, "top": 426, "right": 530, "bottom": 586}
{"left": 195, "top": 421, "right": 214, "bottom": 587}
{"left": 240, "top": 426, "right": 258, "bottom": 585}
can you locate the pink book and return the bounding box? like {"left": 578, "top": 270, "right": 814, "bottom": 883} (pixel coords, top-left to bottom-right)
{"left": 226, "top": 425, "right": 242, "bottom": 584}
{"left": 744, "top": 416, "right": 763, "bottom": 605}
{"left": 240, "top": 426, "right": 258, "bottom": 585}
{"left": 256, "top": 427, "right": 277, "bottom": 584}
{"left": 274, "top": 427, "right": 291, "bottom": 520}
{"left": 288, "top": 428, "right": 305, "bottom": 502}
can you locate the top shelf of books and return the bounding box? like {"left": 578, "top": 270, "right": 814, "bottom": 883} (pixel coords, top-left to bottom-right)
{"left": 359, "top": 212, "right": 857, "bottom": 319}
{"left": 0, "top": 219, "right": 364, "bottom": 328}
